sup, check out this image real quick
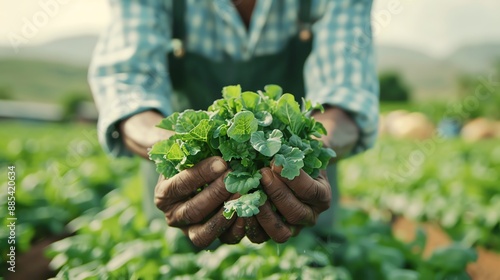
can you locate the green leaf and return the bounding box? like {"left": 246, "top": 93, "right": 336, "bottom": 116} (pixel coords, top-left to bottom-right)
{"left": 213, "top": 124, "right": 228, "bottom": 138}
{"left": 255, "top": 111, "right": 273, "bottom": 126}
{"left": 180, "top": 140, "right": 202, "bottom": 156}
{"left": 219, "top": 140, "right": 250, "bottom": 161}
{"left": 385, "top": 268, "right": 420, "bottom": 280}
{"left": 303, "top": 98, "right": 324, "bottom": 114}
{"left": 227, "top": 111, "right": 258, "bottom": 143}
{"left": 223, "top": 190, "right": 267, "bottom": 219}
{"left": 289, "top": 134, "right": 313, "bottom": 154}
{"left": 304, "top": 155, "right": 322, "bottom": 169}
{"left": 250, "top": 130, "right": 282, "bottom": 157}
{"left": 148, "top": 139, "right": 172, "bottom": 155}
{"left": 149, "top": 153, "right": 177, "bottom": 178}
{"left": 178, "top": 119, "right": 213, "bottom": 142}
{"left": 311, "top": 120, "right": 328, "bottom": 137}
{"left": 156, "top": 112, "right": 179, "bottom": 130}
{"left": 276, "top": 94, "right": 304, "bottom": 134}
{"left": 222, "top": 85, "right": 242, "bottom": 99}
{"left": 274, "top": 145, "right": 305, "bottom": 180}
{"left": 427, "top": 244, "right": 477, "bottom": 272}
{"left": 318, "top": 147, "right": 336, "bottom": 169}
{"left": 175, "top": 110, "right": 209, "bottom": 134}
{"left": 264, "top": 84, "right": 283, "bottom": 100}
{"left": 164, "top": 141, "right": 185, "bottom": 161}
{"left": 241, "top": 91, "right": 260, "bottom": 111}
{"left": 224, "top": 170, "right": 262, "bottom": 194}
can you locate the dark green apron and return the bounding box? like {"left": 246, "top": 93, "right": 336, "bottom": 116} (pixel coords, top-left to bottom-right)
{"left": 168, "top": 0, "right": 312, "bottom": 110}
{"left": 143, "top": 0, "right": 339, "bottom": 236}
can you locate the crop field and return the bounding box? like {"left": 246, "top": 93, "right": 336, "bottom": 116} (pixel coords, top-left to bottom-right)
{"left": 1, "top": 121, "right": 498, "bottom": 279}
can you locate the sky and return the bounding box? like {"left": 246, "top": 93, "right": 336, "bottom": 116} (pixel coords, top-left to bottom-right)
{"left": 1, "top": 0, "right": 499, "bottom": 58}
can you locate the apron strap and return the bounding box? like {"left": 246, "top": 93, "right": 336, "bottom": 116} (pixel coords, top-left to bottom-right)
{"left": 298, "top": 0, "right": 313, "bottom": 24}
{"left": 172, "top": 0, "right": 186, "bottom": 40}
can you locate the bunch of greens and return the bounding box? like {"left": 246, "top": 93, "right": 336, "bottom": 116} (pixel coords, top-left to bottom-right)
{"left": 148, "top": 85, "right": 336, "bottom": 219}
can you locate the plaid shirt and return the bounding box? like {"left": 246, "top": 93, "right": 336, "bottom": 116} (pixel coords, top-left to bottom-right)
{"left": 90, "top": 0, "right": 379, "bottom": 157}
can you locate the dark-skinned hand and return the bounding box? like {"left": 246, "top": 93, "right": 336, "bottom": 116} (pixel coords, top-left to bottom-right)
{"left": 154, "top": 156, "right": 238, "bottom": 248}
{"left": 255, "top": 164, "right": 331, "bottom": 243}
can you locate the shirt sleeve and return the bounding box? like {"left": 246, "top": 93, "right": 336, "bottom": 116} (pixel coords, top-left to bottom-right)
{"left": 89, "top": 0, "right": 173, "bottom": 157}
{"left": 304, "top": 0, "right": 379, "bottom": 156}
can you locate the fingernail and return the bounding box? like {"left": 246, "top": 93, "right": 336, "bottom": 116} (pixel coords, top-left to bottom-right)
{"left": 271, "top": 163, "right": 282, "bottom": 174}
{"left": 211, "top": 159, "right": 226, "bottom": 173}
{"left": 261, "top": 169, "right": 274, "bottom": 187}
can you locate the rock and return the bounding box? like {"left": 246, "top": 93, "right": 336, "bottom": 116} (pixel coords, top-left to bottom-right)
{"left": 390, "top": 112, "right": 435, "bottom": 140}
{"left": 461, "top": 118, "right": 496, "bottom": 142}
{"left": 383, "top": 110, "right": 409, "bottom": 136}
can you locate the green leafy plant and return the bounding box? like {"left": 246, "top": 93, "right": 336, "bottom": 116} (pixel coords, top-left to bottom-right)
{"left": 149, "top": 85, "right": 336, "bottom": 219}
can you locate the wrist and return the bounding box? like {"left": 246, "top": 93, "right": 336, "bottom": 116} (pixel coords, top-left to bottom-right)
{"left": 119, "top": 110, "right": 173, "bottom": 158}
{"left": 312, "top": 106, "right": 359, "bottom": 159}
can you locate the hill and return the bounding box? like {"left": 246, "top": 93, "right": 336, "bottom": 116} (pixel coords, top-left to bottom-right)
{"left": 376, "top": 46, "right": 460, "bottom": 100}
{"left": 0, "top": 58, "right": 90, "bottom": 102}
{"left": 0, "top": 35, "right": 98, "bottom": 67}
{"left": 1, "top": 35, "right": 499, "bottom": 103}
{"left": 447, "top": 43, "right": 500, "bottom": 73}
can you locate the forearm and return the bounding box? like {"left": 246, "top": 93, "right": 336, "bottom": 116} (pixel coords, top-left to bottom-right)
{"left": 119, "top": 110, "right": 173, "bottom": 159}
{"left": 312, "top": 106, "right": 360, "bottom": 160}
{"left": 89, "top": 0, "right": 173, "bottom": 157}
{"left": 304, "top": 0, "right": 379, "bottom": 156}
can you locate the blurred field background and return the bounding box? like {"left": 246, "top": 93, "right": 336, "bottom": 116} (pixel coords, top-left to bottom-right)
{"left": 1, "top": 0, "right": 500, "bottom": 279}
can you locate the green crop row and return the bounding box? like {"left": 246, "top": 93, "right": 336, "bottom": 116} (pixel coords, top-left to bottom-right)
{"left": 0, "top": 122, "right": 479, "bottom": 278}
{"left": 339, "top": 137, "right": 500, "bottom": 251}
{"left": 48, "top": 175, "right": 476, "bottom": 280}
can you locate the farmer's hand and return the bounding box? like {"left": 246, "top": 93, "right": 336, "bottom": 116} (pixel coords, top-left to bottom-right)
{"left": 219, "top": 215, "right": 270, "bottom": 244}
{"left": 312, "top": 106, "right": 359, "bottom": 160}
{"left": 255, "top": 165, "right": 331, "bottom": 243}
{"left": 119, "top": 110, "right": 173, "bottom": 159}
{"left": 154, "top": 156, "right": 238, "bottom": 248}
{"left": 250, "top": 107, "right": 353, "bottom": 242}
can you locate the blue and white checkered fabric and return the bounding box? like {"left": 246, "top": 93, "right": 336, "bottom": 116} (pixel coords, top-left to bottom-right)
{"left": 89, "top": 0, "right": 379, "bottom": 157}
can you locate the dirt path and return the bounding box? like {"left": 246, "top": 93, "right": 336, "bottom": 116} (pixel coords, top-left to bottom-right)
{"left": 392, "top": 217, "right": 500, "bottom": 280}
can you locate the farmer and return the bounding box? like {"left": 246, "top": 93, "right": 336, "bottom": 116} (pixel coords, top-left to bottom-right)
{"left": 90, "top": 0, "right": 378, "bottom": 248}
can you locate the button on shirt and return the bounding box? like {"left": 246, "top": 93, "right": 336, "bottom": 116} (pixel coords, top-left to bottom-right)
{"left": 89, "top": 0, "right": 379, "bottom": 157}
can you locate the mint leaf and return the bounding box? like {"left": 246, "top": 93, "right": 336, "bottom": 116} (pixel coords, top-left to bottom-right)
{"left": 241, "top": 91, "right": 260, "bottom": 111}
{"left": 222, "top": 85, "right": 242, "bottom": 99}
{"left": 302, "top": 98, "right": 324, "bottom": 114}
{"left": 164, "top": 141, "right": 185, "bottom": 161}
{"left": 224, "top": 170, "right": 262, "bottom": 194}
{"left": 318, "top": 147, "right": 336, "bottom": 169}
{"left": 274, "top": 145, "right": 305, "bottom": 180}
{"left": 179, "top": 119, "right": 213, "bottom": 141}
{"left": 156, "top": 112, "right": 179, "bottom": 130}
{"left": 175, "top": 110, "right": 209, "bottom": 134}
{"left": 276, "top": 94, "right": 304, "bottom": 134}
{"left": 223, "top": 190, "right": 267, "bottom": 219}
{"left": 311, "top": 119, "right": 327, "bottom": 137}
{"left": 149, "top": 153, "right": 177, "bottom": 178}
{"left": 180, "top": 140, "right": 202, "bottom": 156}
{"left": 149, "top": 139, "right": 185, "bottom": 178}
{"left": 213, "top": 123, "right": 228, "bottom": 138}
{"left": 264, "top": 84, "right": 283, "bottom": 100}
{"left": 250, "top": 130, "right": 282, "bottom": 157}
{"left": 255, "top": 111, "right": 273, "bottom": 126}
{"left": 219, "top": 140, "right": 250, "bottom": 161}
{"left": 227, "top": 111, "right": 258, "bottom": 143}
{"left": 149, "top": 139, "right": 172, "bottom": 155}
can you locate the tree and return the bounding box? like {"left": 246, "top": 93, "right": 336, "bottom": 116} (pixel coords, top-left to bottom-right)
{"left": 378, "top": 72, "right": 411, "bottom": 102}
{"left": 60, "top": 91, "right": 93, "bottom": 121}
